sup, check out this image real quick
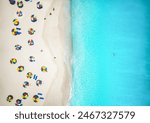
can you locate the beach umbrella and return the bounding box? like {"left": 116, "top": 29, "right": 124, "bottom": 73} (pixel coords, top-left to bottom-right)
{"left": 17, "top": 0, "right": 24, "bottom": 8}
{"left": 9, "top": 0, "right": 16, "bottom": 5}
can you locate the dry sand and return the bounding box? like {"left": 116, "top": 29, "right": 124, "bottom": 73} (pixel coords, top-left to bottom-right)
{"left": 0, "top": 0, "right": 72, "bottom": 106}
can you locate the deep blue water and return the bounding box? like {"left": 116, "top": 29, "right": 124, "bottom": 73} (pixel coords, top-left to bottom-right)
{"left": 71, "top": 0, "right": 150, "bottom": 106}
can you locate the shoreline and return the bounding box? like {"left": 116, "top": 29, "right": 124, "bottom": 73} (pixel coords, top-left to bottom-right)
{"left": 43, "top": 0, "right": 72, "bottom": 106}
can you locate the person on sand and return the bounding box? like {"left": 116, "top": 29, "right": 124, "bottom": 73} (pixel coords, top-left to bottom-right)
{"left": 11, "top": 28, "right": 21, "bottom": 36}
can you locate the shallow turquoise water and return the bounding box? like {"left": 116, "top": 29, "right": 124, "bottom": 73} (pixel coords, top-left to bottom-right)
{"left": 71, "top": 0, "right": 150, "bottom": 106}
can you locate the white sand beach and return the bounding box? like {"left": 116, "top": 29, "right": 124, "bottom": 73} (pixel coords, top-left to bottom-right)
{"left": 0, "top": 0, "right": 72, "bottom": 106}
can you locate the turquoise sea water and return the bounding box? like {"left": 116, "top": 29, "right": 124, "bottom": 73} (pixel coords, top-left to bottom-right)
{"left": 71, "top": 0, "right": 150, "bottom": 106}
